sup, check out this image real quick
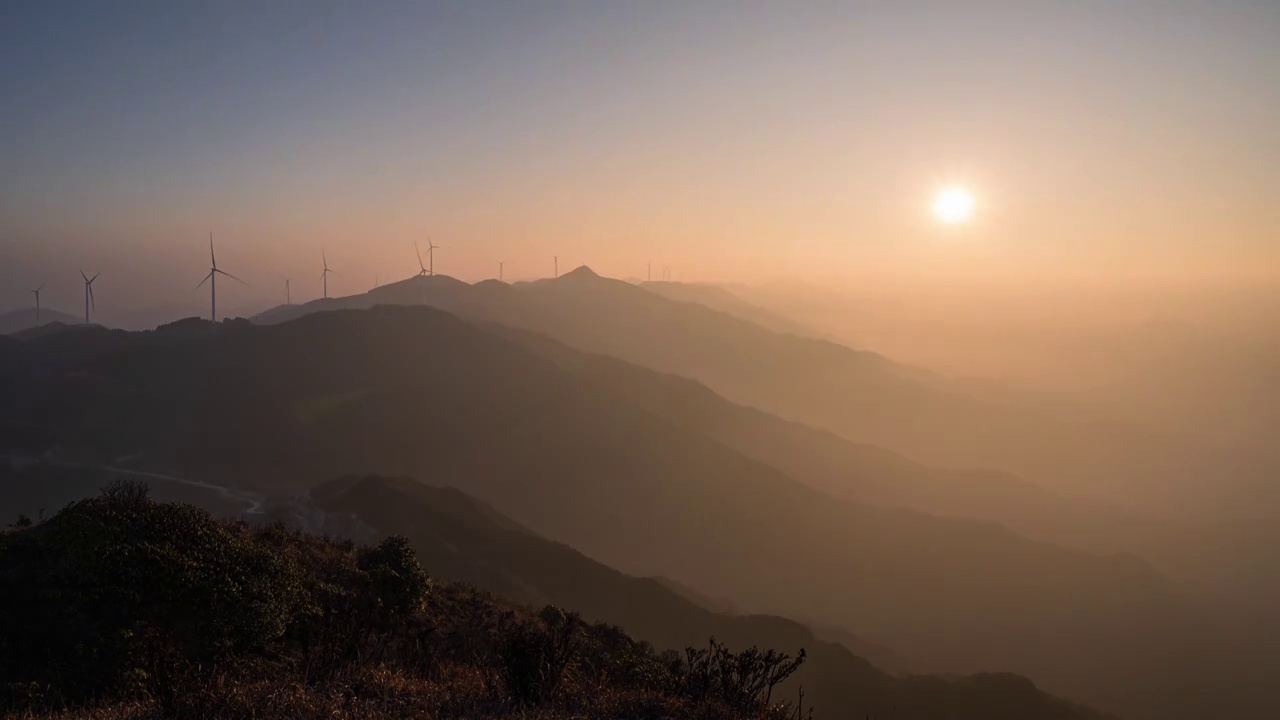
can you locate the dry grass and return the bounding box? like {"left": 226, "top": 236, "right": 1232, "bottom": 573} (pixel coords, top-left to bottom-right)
{"left": 9, "top": 663, "right": 767, "bottom": 719}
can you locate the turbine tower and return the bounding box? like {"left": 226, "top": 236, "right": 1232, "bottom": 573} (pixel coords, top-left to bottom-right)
{"left": 30, "top": 286, "right": 42, "bottom": 327}
{"left": 196, "top": 233, "right": 246, "bottom": 322}
{"left": 80, "top": 271, "right": 99, "bottom": 324}
{"left": 497, "top": 260, "right": 505, "bottom": 282}
{"left": 427, "top": 239, "right": 442, "bottom": 276}
{"left": 554, "top": 256, "right": 559, "bottom": 279}
{"left": 285, "top": 278, "right": 291, "bottom": 305}
{"left": 321, "top": 252, "right": 333, "bottom": 299}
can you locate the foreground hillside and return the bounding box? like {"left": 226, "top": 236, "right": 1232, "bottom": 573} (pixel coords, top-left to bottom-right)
{"left": 0, "top": 306, "right": 1245, "bottom": 719}
{"left": 0, "top": 465, "right": 1111, "bottom": 719}
{"left": 0, "top": 483, "right": 806, "bottom": 719}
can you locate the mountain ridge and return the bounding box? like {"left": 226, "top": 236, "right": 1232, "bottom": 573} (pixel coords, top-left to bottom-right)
{"left": 246, "top": 269, "right": 1261, "bottom": 517}
{"left": 1, "top": 308, "right": 90, "bottom": 335}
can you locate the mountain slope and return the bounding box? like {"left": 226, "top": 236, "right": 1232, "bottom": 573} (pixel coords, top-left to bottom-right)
{"left": 497, "top": 324, "right": 1148, "bottom": 556}
{"left": 307, "top": 473, "right": 1110, "bottom": 720}
{"left": 512, "top": 325, "right": 1274, "bottom": 591}
{"left": 0, "top": 305, "right": 1235, "bottom": 718}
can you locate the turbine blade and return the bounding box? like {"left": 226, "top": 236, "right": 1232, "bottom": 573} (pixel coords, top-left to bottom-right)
{"left": 81, "top": 270, "right": 89, "bottom": 282}
{"left": 197, "top": 271, "right": 213, "bottom": 289}
{"left": 215, "top": 268, "right": 249, "bottom": 286}
{"left": 89, "top": 285, "right": 96, "bottom": 312}
{"left": 209, "top": 232, "right": 216, "bottom": 267}
{"left": 91, "top": 273, "right": 100, "bottom": 282}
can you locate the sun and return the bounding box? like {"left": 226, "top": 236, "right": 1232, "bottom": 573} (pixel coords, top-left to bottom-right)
{"left": 932, "top": 187, "right": 975, "bottom": 224}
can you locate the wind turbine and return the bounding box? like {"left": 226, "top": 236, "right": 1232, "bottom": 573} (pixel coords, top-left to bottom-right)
{"left": 497, "top": 260, "right": 505, "bottom": 282}
{"left": 80, "top": 271, "right": 99, "bottom": 324}
{"left": 285, "top": 278, "right": 291, "bottom": 305}
{"left": 414, "top": 241, "right": 429, "bottom": 277}
{"left": 30, "top": 286, "right": 42, "bottom": 327}
{"left": 647, "top": 262, "right": 651, "bottom": 283}
{"left": 196, "top": 233, "right": 247, "bottom": 322}
{"left": 321, "top": 252, "right": 334, "bottom": 299}
{"left": 553, "top": 256, "right": 559, "bottom": 279}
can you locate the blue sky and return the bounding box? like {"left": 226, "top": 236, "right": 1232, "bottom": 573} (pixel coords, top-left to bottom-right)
{"left": 2, "top": 1, "right": 1277, "bottom": 321}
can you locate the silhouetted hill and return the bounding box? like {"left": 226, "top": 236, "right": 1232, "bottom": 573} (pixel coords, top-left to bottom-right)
{"left": 247, "top": 269, "right": 1257, "bottom": 516}
{"left": 0, "top": 307, "right": 82, "bottom": 335}
{"left": 8, "top": 320, "right": 108, "bottom": 341}
{"left": 0, "top": 304, "right": 1243, "bottom": 718}
{"left": 152, "top": 315, "right": 220, "bottom": 337}
{"left": 306, "top": 473, "right": 1110, "bottom": 720}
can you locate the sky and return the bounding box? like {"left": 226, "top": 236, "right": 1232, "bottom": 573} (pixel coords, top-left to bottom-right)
{"left": 2, "top": 1, "right": 1278, "bottom": 324}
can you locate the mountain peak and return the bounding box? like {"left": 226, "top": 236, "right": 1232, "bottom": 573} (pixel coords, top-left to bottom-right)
{"left": 559, "top": 265, "right": 599, "bottom": 281}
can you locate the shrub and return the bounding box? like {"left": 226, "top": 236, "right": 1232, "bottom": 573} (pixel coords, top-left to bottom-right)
{"left": 499, "top": 605, "right": 580, "bottom": 706}
{"left": 0, "top": 481, "right": 304, "bottom": 702}
{"left": 358, "top": 535, "right": 432, "bottom": 622}
{"left": 681, "top": 637, "right": 807, "bottom": 713}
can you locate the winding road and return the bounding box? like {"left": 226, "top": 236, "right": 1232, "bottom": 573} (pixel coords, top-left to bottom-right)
{"left": 3, "top": 454, "right": 266, "bottom": 515}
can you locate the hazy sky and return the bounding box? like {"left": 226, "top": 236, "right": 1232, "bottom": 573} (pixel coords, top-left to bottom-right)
{"left": 2, "top": 1, "right": 1277, "bottom": 321}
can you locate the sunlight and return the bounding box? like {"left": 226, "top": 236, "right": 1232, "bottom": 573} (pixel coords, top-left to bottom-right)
{"left": 932, "top": 187, "right": 976, "bottom": 225}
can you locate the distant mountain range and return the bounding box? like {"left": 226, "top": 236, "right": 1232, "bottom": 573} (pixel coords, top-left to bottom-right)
{"left": 3, "top": 303, "right": 1269, "bottom": 718}
{"left": 0, "top": 308, "right": 82, "bottom": 335}
{"left": 247, "top": 268, "right": 1279, "bottom": 518}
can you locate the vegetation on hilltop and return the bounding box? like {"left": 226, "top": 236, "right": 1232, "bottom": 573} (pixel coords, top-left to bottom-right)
{"left": 0, "top": 482, "right": 806, "bottom": 719}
